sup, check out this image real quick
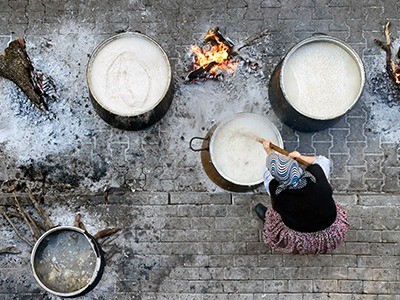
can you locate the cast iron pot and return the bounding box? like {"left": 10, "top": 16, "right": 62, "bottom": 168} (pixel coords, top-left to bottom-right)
{"left": 86, "top": 32, "right": 174, "bottom": 131}
{"left": 190, "top": 112, "right": 283, "bottom": 188}
{"left": 269, "top": 35, "right": 365, "bottom": 132}
{"left": 31, "top": 226, "right": 104, "bottom": 298}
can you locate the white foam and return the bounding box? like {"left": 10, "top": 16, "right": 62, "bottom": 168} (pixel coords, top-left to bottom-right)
{"left": 88, "top": 34, "right": 171, "bottom": 116}
{"left": 282, "top": 41, "right": 362, "bottom": 119}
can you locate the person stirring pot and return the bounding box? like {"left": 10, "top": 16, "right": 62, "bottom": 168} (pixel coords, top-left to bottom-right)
{"left": 255, "top": 139, "right": 349, "bottom": 254}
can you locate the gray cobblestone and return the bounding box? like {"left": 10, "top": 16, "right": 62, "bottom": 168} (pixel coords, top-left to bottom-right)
{"left": 0, "top": 1, "right": 400, "bottom": 299}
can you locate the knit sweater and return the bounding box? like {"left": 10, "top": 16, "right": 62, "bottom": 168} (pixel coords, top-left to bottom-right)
{"left": 269, "top": 164, "right": 337, "bottom": 233}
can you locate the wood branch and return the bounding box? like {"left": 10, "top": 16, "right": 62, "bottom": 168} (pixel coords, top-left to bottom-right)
{"left": 374, "top": 21, "right": 400, "bottom": 85}
{"left": 74, "top": 213, "right": 87, "bottom": 232}
{"left": 0, "top": 246, "right": 21, "bottom": 255}
{"left": 99, "top": 233, "right": 120, "bottom": 247}
{"left": 375, "top": 22, "right": 392, "bottom": 64}
{"left": 234, "top": 29, "right": 270, "bottom": 52}
{"left": 0, "top": 208, "right": 33, "bottom": 247}
{"left": 27, "top": 187, "right": 54, "bottom": 229}
{"left": 0, "top": 179, "right": 19, "bottom": 193}
{"left": 103, "top": 244, "right": 118, "bottom": 260}
{"left": 13, "top": 195, "right": 38, "bottom": 241}
{"left": 0, "top": 38, "right": 47, "bottom": 110}
{"left": 6, "top": 209, "right": 47, "bottom": 231}
{"left": 385, "top": 21, "right": 391, "bottom": 45}
{"left": 5, "top": 210, "right": 23, "bottom": 219}
{"left": 24, "top": 212, "right": 42, "bottom": 240}
{"left": 94, "top": 227, "right": 121, "bottom": 240}
{"left": 29, "top": 217, "right": 47, "bottom": 232}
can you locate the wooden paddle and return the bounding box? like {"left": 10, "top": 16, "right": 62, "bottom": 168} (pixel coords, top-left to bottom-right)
{"left": 254, "top": 137, "right": 311, "bottom": 167}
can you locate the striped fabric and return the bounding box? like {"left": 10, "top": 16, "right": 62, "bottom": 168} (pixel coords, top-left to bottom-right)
{"left": 267, "top": 153, "right": 315, "bottom": 195}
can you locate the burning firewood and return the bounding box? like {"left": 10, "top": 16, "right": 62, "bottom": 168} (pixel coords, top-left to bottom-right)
{"left": 187, "top": 27, "right": 269, "bottom": 81}
{"left": 187, "top": 27, "right": 239, "bottom": 81}
{"left": 375, "top": 21, "right": 400, "bottom": 85}
{"left": 0, "top": 38, "right": 58, "bottom": 110}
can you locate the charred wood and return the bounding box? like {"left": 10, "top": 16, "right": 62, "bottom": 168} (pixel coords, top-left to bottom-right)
{"left": 0, "top": 245, "right": 21, "bottom": 255}
{"left": 375, "top": 21, "right": 400, "bottom": 85}
{"left": 186, "top": 61, "right": 217, "bottom": 81}
{"left": 0, "top": 38, "right": 47, "bottom": 109}
{"left": 0, "top": 38, "right": 58, "bottom": 110}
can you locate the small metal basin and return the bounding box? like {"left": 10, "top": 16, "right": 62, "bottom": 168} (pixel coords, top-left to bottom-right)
{"left": 31, "top": 226, "right": 104, "bottom": 298}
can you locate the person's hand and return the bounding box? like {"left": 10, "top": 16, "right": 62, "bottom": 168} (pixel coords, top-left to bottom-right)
{"left": 289, "top": 151, "right": 301, "bottom": 159}
{"left": 262, "top": 139, "right": 273, "bottom": 154}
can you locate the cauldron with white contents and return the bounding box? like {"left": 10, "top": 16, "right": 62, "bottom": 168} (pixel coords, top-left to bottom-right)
{"left": 87, "top": 32, "right": 173, "bottom": 130}
{"left": 269, "top": 35, "right": 365, "bottom": 132}
{"left": 190, "top": 113, "right": 283, "bottom": 191}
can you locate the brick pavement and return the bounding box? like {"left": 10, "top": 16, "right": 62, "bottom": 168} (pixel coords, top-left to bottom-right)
{"left": 1, "top": 192, "right": 399, "bottom": 299}
{"left": 0, "top": 0, "right": 399, "bottom": 299}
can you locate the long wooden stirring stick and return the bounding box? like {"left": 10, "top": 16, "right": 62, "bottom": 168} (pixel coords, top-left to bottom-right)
{"left": 254, "top": 137, "right": 311, "bottom": 167}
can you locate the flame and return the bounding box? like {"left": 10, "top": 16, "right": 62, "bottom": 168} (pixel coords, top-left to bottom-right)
{"left": 190, "top": 30, "right": 238, "bottom": 77}
{"left": 392, "top": 62, "right": 400, "bottom": 85}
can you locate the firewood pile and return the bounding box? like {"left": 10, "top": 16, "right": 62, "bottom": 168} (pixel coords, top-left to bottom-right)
{"left": 187, "top": 27, "right": 269, "bottom": 82}
{"left": 0, "top": 179, "right": 120, "bottom": 259}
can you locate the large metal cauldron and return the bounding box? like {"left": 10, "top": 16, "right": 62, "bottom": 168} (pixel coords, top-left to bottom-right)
{"left": 31, "top": 226, "right": 104, "bottom": 298}
{"left": 190, "top": 113, "right": 283, "bottom": 190}
{"left": 87, "top": 32, "right": 173, "bottom": 131}
{"left": 269, "top": 35, "right": 365, "bottom": 132}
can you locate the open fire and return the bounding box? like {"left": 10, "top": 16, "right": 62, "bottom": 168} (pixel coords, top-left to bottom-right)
{"left": 187, "top": 27, "right": 238, "bottom": 81}
{"left": 375, "top": 21, "right": 400, "bottom": 86}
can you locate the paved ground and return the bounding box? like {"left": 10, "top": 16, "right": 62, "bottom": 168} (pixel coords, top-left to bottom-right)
{"left": 0, "top": 0, "right": 399, "bottom": 299}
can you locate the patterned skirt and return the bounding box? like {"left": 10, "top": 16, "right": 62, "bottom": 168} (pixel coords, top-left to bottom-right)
{"left": 262, "top": 204, "right": 349, "bottom": 254}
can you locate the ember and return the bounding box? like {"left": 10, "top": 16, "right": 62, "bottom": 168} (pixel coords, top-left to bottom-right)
{"left": 375, "top": 21, "right": 400, "bottom": 86}
{"left": 187, "top": 27, "right": 238, "bottom": 81}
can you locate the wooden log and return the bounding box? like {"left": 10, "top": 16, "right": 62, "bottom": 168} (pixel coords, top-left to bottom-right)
{"left": 374, "top": 21, "right": 400, "bottom": 85}
{"left": 93, "top": 227, "right": 121, "bottom": 240}
{"left": 0, "top": 38, "right": 48, "bottom": 110}
{"left": 186, "top": 61, "right": 217, "bottom": 81}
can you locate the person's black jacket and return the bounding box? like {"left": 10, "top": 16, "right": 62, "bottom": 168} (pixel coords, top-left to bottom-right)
{"left": 269, "top": 164, "right": 337, "bottom": 233}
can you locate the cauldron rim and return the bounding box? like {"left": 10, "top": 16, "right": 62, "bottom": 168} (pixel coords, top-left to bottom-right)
{"left": 208, "top": 112, "right": 284, "bottom": 186}
{"left": 86, "top": 31, "right": 172, "bottom": 117}
{"left": 31, "top": 226, "right": 103, "bottom": 298}
{"left": 279, "top": 35, "right": 365, "bottom": 121}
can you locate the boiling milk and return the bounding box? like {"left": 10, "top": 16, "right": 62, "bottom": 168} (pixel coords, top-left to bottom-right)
{"left": 212, "top": 115, "right": 281, "bottom": 185}
{"left": 282, "top": 41, "right": 362, "bottom": 119}
{"left": 88, "top": 34, "right": 171, "bottom": 116}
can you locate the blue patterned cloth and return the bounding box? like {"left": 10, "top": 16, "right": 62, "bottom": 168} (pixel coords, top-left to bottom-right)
{"left": 265, "top": 153, "right": 316, "bottom": 195}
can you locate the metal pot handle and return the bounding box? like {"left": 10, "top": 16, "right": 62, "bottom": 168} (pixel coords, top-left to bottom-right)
{"left": 189, "top": 136, "right": 210, "bottom": 152}
{"left": 313, "top": 32, "right": 327, "bottom": 36}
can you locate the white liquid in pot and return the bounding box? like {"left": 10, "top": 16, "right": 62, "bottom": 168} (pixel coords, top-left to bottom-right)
{"left": 282, "top": 41, "right": 362, "bottom": 119}
{"left": 88, "top": 34, "right": 171, "bottom": 116}
{"left": 212, "top": 115, "right": 281, "bottom": 185}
